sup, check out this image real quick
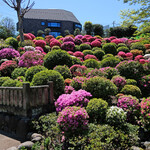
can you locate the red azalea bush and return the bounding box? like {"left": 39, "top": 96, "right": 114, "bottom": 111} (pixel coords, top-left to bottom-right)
{"left": 84, "top": 54, "right": 98, "bottom": 60}
{"left": 0, "top": 48, "right": 20, "bottom": 60}
{"left": 17, "top": 34, "right": 32, "bottom": 41}
{"left": 91, "top": 40, "right": 101, "bottom": 47}
{"left": 74, "top": 38, "right": 82, "bottom": 45}
{"left": 63, "top": 36, "right": 74, "bottom": 43}
{"left": 61, "top": 41, "right": 75, "bottom": 51}
{"left": 118, "top": 51, "right": 126, "bottom": 58}
{"left": 34, "top": 40, "right": 46, "bottom": 48}
{"left": 50, "top": 40, "right": 61, "bottom": 48}
{"left": 67, "top": 51, "right": 73, "bottom": 55}
{"left": 73, "top": 51, "right": 84, "bottom": 58}
{"left": 28, "top": 33, "right": 35, "bottom": 40}
{"left": 134, "top": 55, "right": 144, "bottom": 61}
{"left": 57, "top": 106, "right": 89, "bottom": 137}
{"left": 111, "top": 39, "right": 123, "bottom": 45}
{"left": 18, "top": 51, "right": 44, "bottom": 68}
{"left": 0, "top": 60, "right": 17, "bottom": 77}
{"left": 55, "top": 89, "right": 92, "bottom": 112}
{"left": 125, "top": 52, "right": 133, "bottom": 60}
{"left": 70, "top": 64, "right": 87, "bottom": 76}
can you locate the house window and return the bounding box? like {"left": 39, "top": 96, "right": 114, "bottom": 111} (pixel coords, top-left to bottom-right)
{"left": 41, "top": 22, "right": 45, "bottom": 26}
{"left": 50, "top": 32, "right": 61, "bottom": 37}
{"left": 48, "top": 22, "right": 61, "bottom": 27}
{"left": 75, "top": 24, "right": 82, "bottom": 29}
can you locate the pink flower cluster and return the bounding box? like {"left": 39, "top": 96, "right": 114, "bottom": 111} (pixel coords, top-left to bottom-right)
{"left": 111, "top": 39, "right": 123, "bottom": 44}
{"left": 91, "top": 40, "right": 101, "bottom": 47}
{"left": 63, "top": 36, "right": 74, "bottom": 43}
{"left": 64, "top": 86, "right": 75, "bottom": 94}
{"left": 70, "top": 64, "right": 87, "bottom": 76}
{"left": 86, "top": 68, "right": 106, "bottom": 78}
{"left": 73, "top": 51, "right": 84, "bottom": 58}
{"left": 50, "top": 39, "right": 61, "bottom": 48}
{"left": 55, "top": 89, "right": 92, "bottom": 112}
{"left": 84, "top": 54, "right": 98, "bottom": 60}
{"left": 57, "top": 106, "right": 89, "bottom": 136}
{"left": 18, "top": 51, "right": 44, "bottom": 68}
{"left": 61, "top": 41, "right": 75, "bottom": 51}
{"left": 34, "top": 40, "right": 46, "bottom": 48}
{"left": 139, "top": 75, "right": 150, "bottom": 88}
{"left": 0, "top": 48, "right": 20, "bottom": 60}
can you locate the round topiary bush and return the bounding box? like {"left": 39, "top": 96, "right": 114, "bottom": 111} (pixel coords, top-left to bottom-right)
{"left": 72, "top": 57, "right": 82, "bottom": 65}
{"left": 25, "top": 65, "right": 48, "bottom": 82}
{"left": 51, "top": 46, "right": 60, "bottom": 51}
{"left": 126, "top": 79, "right": 137, "bottom": 85}
{"left": 120, "top": 85, "right": 142, "bottom": 98}
{"left": 80, "top": 43, "right": 91, "bottom": 51}
{"left": 83, "top": 50, "right": 93, "bottom": 56}
{"left": 86, "top": 98, "right": 108, "bottom": 123}
{"left": 130, "top": 42, "right": 146, "bottom": 53}
{"left": 18, "top": 40, "right": 35, "bottom": 47}
{"left": 31, "top": 70, "right": 65, "bottom": 98}
{"left": 0, "top": 77, "right": 11, "bottom": 86}
{"left": 53, "top": 65, "right": 72, "bottom": 79}
{"left": 61, "top": 41, "right": 75, "bottom": 51}
{"left": 44, "top": 45, "right": 50, "bottom": 53}
{"left": 2, "top": 79, "right": 21, "bottom": 87}
{"left": 102, "top": 43, "right": 117, "bottom": 55}
{"left": 11, "top": 67, "right": 27, "bottom": 79}
{"left": 100, "top": 56, "right": 121, "bottom": 68}
{"left": 106, "top": 106, "right": 127, "bottom": 126}
{"left": 44, "top": 50, "right": 73, "bottom": 69}
{"left": 116, "top": 60, "right": 144, "bottom": 80}
{"left": 5, "top": 37, "right": 18, "bottom": 49}
{"left": 82, "top": 76, "right": 118, "bottom": 99}
{"left": 93, "top": 50, "right": 105, "bottom": 60}
{"left": 117, "top": 46, "right": 130, "bottom": 53}
{"left": 84, "top": 59, "right": 100, "bottom": 68}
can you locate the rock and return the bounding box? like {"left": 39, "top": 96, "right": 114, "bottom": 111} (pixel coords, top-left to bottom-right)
{"left": 18, "top": 141, "right": 34, "bottom": 150}
{"left": 31, "top": 133, "right": 43, "bottom": 140}
{"left": 144, "top": 141, "right": 150, "bottom": 150}
{"left": 131, "top": 146, "right": 142, "bottom": 150}
{"left": 26, "top": 132, "right": 33, "bottom": 140}
{"left": 144, "top": 54, "right": 150, "bottom": 59}
{"left": 7, "top": 147, "right": 17, "bottom": 150}
{"left": 31, "top": 136, "right": 42, "bottom": 143}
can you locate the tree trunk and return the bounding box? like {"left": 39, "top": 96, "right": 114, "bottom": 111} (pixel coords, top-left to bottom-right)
{"left": 17, "top": 14, "right": 24, "bottom": 42}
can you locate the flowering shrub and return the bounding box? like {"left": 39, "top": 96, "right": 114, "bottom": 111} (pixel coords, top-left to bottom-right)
{"left": 70, "top": 64, "right": 87, "bottom": 76}
{"left": 130, "top": 42, "right": 146, "bottom": 53}
{"left": 86, "top": 68, "right": 106, "bottom": 78}
{"left": 125, "top": 52, "right": 133, "bottom": 60}
{"left": 70, "top": 76, "right": 87, "bottom": 90}
{"left": 118, "top": 51, "right": 126, "bottom": 58}
{"left": 64, "top": 86, "right": 75, "bottom": 94}
{"left": 84, "top": 54, "right": 98, "bottom": 60}
{"left": 18, "top": 40, "right": 35, "bottom": 47}
{"left": 61, "top": 41, "right": 75, "bottom": 51}
{"left": 111, "top": 39, "right": 123, "bottom": 45}
{"left": 34, "top": 40, "right": 46, "bottom": 48}
{"left": 74, "top": 38, "right": 82, "bottom": 45}
{"left": 23, "top": 46, "right": 35, "bottom": 51}
{"left": 35, "top": 46, "right": 44, "bottom": 52}
{"left": 64, "top": 78, "right": 72, "bottom": 86}
{"left": 50, "top": 40, "right": 61, "bottom": 48}
{"left": 106, "top": 106, "right": 127, "bottom": 126}
{"left": 130, "top": 49, "right": 143, "bottom": 58}
{"left": 17, "top": 34, "right": 32, "bottom": 41}
{"left": 55, "top": 89, "right": 92, "bottom": 112}
{"left": 73, "top": 51, "right": 84, "bottom": 58}
{"left": 111, "top": 75, "right": 126, "bottom": 91}
{"left": 140, "top": 97, "right": 150, "bottom": 130}
{"left": 28, "top": 33, "right": 35, "bottom": 40}
{"left": 0, "top": 60, "right": 17, "bottom": 77}
{"left": 18, "top": 51, "right": 44, "bottom": 68}
{"left": 57, "top": 106, "right": 89, "bottom": 137}
{"left": 134, "top": 55, "right": 144, "bottom": 61}
{"left": 63, "top": 36, "right": 74, "bottom": 43}
{"left": 75, "top": 35, "right": 83, "bottom": 39}
{"left": 0, "top": 48, "right": 20, "bottom": 60}
{"left": 117, "top": 95, "right": 140, "bottom": 123}
{"left": 91, "top": 40, "right": 101, "bottom": 47}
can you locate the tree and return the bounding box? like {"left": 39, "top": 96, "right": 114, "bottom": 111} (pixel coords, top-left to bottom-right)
{"left": 44, "top": 28, "right": 51, "bottom": 36}
{"left": 64, "top": 30, "right": 70, "bottom": 36}
{"left": 74, "top": 28, "right": 81, "bottom": 36}
{"left": 120, "top": 0, "right": 150, "bottom": 28}
{"left": 3, "top": 0, "right": 35, "bottom": 42}
{"left": 84, "top": 21, "right": 93, "bottom": 35}
{"left": 93, "top": 24, "right": 104, "bottom": 36}
{"left": 37, "top": 30, "right": 44, "bottom": 36}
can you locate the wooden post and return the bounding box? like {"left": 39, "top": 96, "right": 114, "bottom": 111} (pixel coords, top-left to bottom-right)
{"left": 48, "top": 81, "right": 54, "bottom": 105}
{"left": 23, "top": 83, "right": 30, "bottom": 117}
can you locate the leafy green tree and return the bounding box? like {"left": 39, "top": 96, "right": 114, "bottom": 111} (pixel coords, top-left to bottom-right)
{"left": 44, "top": 28, "right": 51, "bottom": 36}
{"left": 64, "top": 30, "right": 70, "bottom": 36}
{"left": 74, "top": 28, "right": 81, "bottom": 36}
{"left": 37, "top": 30, "right": 44, "bottom": 36}
{"left": 84, "top": 21, "right": 93, "bottom": 35}
{"left": 93, "top": 24, "right": 104, "bottom": 36}
{"left": 120, "top": 0, "right": 150, "bottom": 28}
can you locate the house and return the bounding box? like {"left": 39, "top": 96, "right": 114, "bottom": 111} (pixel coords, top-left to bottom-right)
{"left": 22, "top": 9, "right": 82, "bottom": 37}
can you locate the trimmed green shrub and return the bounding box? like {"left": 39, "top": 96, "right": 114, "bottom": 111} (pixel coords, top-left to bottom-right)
{"left": 0, "top": 77, "right": 11, "bottom": 86}
{"left": 82, "top": 76, "right": 117, "bottom": 99}
{"left": 18, "top": 40, "right": 35, "bottom": 47}
{"left": 53, "top": 65, "right": 72, "bottom": 79}
{"left": 74, "top": 45, "right": 80, "bottom": 51}
{"left": 2, "top": 79, "right": 21, "bottom": 87}
{"left": 31, "top": 70, "right": 65, "bottom": 98}
{"left": 126, "top": 79, "right": 137, "bottom": 85}
{"left": 5, "top": 37, "right": 18, "bottom": 49}
{"left": 72, "top": 56, "right": 82, "bottom": 65}
{"left": 11, "top": 67, "right": 27, "bottom": 79}
{"left": 102, "top": 54, "right": 113, "bottom": 59}
{"left": 121, "top": 85, "right": 142, "bottom": 98}
{"left": 117, "top": 43, "right": 127, "bottom": 48}
{"left": 130, "top": 42, "right": 146, "bottom": 53}
{"left": 44, "top": 45, "right": 50, "bottom": 53}
{"left": 93, "top": 50, "right": 105, "bottom": 60}
{"left": 80, "top": 43, "right": 91, "bottom": 51}
{"left": 44, "top": 50, "right": 73, "bottom": 69}
{"left": 102, "top": 43, "right": 117, "bottom": 55}
{"left": 25, "top": 65, "right": 48, "bottom": 82}
{"left": 86, "top": 98, "right": 108, "bottom": 123}
{"left": 117, "top": 46, "right": 130, "bottom": 53}
{"left": 84, "top": 59, "right": 100, "bottom": 68}
{"left": 82, "top": 50, "right": 93, "bottom": 56}
{"left": 100, "top": 56, "right": 121, "bottom": 67}
{"left": 92, "top": 47, "right": 102, "bottom": 51}
{"left": 34, "top": 37, "right": 44, "bottom": 40}
{"left": 51, "top": 46, "right": 60, "bottom": 51}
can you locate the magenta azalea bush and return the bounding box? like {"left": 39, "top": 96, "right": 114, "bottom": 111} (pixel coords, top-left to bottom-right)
{"left": 18, "top": 51, "right": 44, "bottom": 68}
{"left": 64, "top": 85, "right": 75, "bottom": 94}
{"left": 117, "top": 95, "right": 140, "bottom": 123}
{"left": 84, "top": 54, "right": 98, "bottom": 60}
{"left": 57, "top": 106, "right": 89, "bottom": 136}
{"left": 0, "top": 48, "right": 20, "bottom": 60}
{"left": 70, "top": 64, "right": 87, "bottom": 76}
{"left": 63, "top": 36, "right": 74, "bottom": 43}
{"left": 55, "top": 89, "right": 92, "bottom": 112}
{"left": 61, "top": 41, "right": 75, "bottom": 51}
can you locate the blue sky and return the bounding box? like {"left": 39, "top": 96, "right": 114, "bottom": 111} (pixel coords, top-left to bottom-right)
{"left": 0, "top": 0, "right": 140, "bottom": 28}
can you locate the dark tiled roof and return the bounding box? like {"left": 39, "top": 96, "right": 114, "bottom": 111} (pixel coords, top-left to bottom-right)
{"left": 24, "top": 9, "right": 81, "bottom": 24}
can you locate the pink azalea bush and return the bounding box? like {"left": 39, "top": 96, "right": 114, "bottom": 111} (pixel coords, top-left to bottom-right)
{"left": 50, "top": 40, "right": 61, "bottom": 48}
{"left": 73, "top": 51, "right": 84, "bottom": 58}
{"left": 111, "top": 39, "right": 123, "bottom": 45}
{"left": 74, "top": 38, "right": 82, "bottom": 45}
{"left": 0, "top": 48, "right": 20, "bottom": 60}
{"left": 84, "top": 54, "right": 98, "bottom": 60}
{"left": 63, "top": 36, "right": 74, "bottom": 43}
{"left": 117, "top": 95, "right": 140, "bottom": 123}
{"left": 34, "top": 40, "right": 46, "bottom": 48}
{"left": 61, "top": 41, "right": 75, "bottom": 51}
{"left": 35, "top": 47, "right": 44, "bottom": 52}
{"left": 57, "top": 106, "right": 89, "bottom": 136}
{"left": 28, "top": 33, "right": 35, "bottom": 40}
{"left": 86, "top": 68, "right": 106, "bottom": 78}
{"left": 70, "top": 64, "right": 87, "bottom": 76}
{"left": 118, "top": 51, "right": 126, "bottom": 58}
{"left": 91, "top": 40, "right": 101, "bottom": 47}
{"left": 55, "top": 89, "right": 92, "bottom": 112}
{"left": 64, "top": 85, "right": 75, "bottom": 94}
{"left": 18, "top": 51, "right": 44, "bottom": 68}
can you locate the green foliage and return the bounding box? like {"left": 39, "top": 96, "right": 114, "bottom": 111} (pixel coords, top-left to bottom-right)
{"left": 93, "top": 24, "right": 104, "bottom": 36}
{"left": 83, "top": 50, "right": 93, "bottom": 56}
{"left": 80, "top": 43, "right": 91, "bottom": 51}
{"left": 121, "top": 85, "right": 142, "bottom": 98}
{"left": 51, "top": 46, "right": 60, "bottom": 51}
{"left": 72, "top": 57, "right": 82, "bottom": 65}
{"left": 53, "top": 65, "right": 72, "bottom": 79}
{"left": 84, "top": 59, "right": 100, "bottom": 68}
{"left": 25, "top": 65, "right": 47, "bottom": 82}
{"left": 44, "top": 50, "right": 73, "bottom": 69}
{"left": 93, "top": 49, "right": 105, "bottom": 60}
{"left": 11, "top": 67, "right": 27, "bottom": 79}
{"left": 2, "top": 79, "right": 21, "bottom": 87}
{"left": 31, "top": 70, "right": 65, "bottom": 98}
{"left": 34, "top": 37, "right": 44, "bottom": 40}
{"left": 0, "top": 26, "right": 13, "bottom": 39}
{"left": 117, "top": 43, "right": 127, "bottom": 48}
{"left": 82, "top": 76, "right": 118, "bottom": 99}
{"left": 74, "top": 45, "right": 80, "bottom": 51}
{"left": 0, "top": 77, "right": 11, "bottom": 86}
{"left": 117, "top": 46, "right": 130, "bottom": 53}
{"left": 84, "top": 21, "right": 93, "bottom": 35}
{"left": 130, "top": 42, "right": 146, "bottom": 53}
{"left": 100, "top": 56, "right": 121, "bottom": 67}
{"left": 18, "top": 40, "right": 35, "bottom": 47}
{"left": 37, "top": 30, "right": 44, "bottom": 36}
{"left": 5, "top": 37, "right": 18, "bottom": 49}
{"left": 102, "top": 43, "right": 117, "bottom": 55}
{"left": 86, "top": 98, "right": 108, "bottom": 123}
{"left": 44, "top": 45, "right": 50, "bottom": 53}
{"left": 44, "top": 28, "right": 51, "bottom": 36}
{"left": 126, "top": 79, "right": 137, "bottom": 85}
{"left": 74, "top": 28, "right": 81, "bottom": 36}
